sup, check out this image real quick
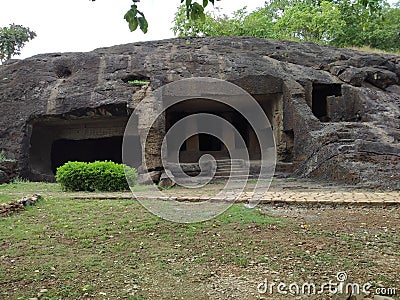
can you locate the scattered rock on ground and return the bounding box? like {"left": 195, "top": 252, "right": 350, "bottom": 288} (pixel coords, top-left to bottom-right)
{"left": 0, "top": 194, "right": 42, "bottom": 217}
{"left": 137, "top": 171, "right": 162, "bottom": 185}
{"left": 158, "top": 171, "right": 176, "bottom": 190}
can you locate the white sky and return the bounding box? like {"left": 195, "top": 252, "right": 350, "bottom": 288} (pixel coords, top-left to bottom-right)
{"left": 0, "top": 0, "right": 265, "bottom": 60}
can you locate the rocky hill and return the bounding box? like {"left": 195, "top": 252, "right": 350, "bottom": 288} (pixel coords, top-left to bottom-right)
{"left": 0, "top": 37, "right": 399, "bottom": 189}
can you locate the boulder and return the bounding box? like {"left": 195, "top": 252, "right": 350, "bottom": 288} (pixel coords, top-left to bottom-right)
{"left": 362, "top": 67, "right": 399, "bottom": 89}
{"left": 347, "top": 55, "right": 388, "bottom": 68}
{"left": 137, "top": 171, "right": 162, "bottom": 185}
{"left": 386, "top": 85, "right": 400, "bottom": 94}
{"left": 338, "top": 67, "right": 367, "bottom": 87}
{"left": 158, "top": 170, "right": 176, "bottom": 189}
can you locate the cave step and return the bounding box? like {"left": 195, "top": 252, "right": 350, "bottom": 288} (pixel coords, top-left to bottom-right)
{"left": 214, "top": 170, "right": 249, "bottom": 176}
{"left": 216, "top": 166, "right": 247, "bottom": 171}
{"left": 216, "top": 159, "right": 245, "bottom": 162}
{"left": 216, "top": 159, "right": 245, "bottom": 166}
{"left": 216, "top": 163, "right": 245, "bottom": 169}
{"left": 175, "top": 176, "right": 214, "bottom": 185}
{"left": 212, "top": 174, "right": 252, "bottom": 182}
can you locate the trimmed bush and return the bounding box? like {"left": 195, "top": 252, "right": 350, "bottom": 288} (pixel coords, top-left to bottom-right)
{"left": 55, "top": 161, "right": 137, "bottom": 192}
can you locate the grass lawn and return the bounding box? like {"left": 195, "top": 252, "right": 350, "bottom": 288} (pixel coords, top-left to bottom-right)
{"left": 0, "top": 182, "right": 399, "bottom": 299}
{"left": 0, "top": 194, "right": 16, "bottom": 205}
{"left": 0, "top": 182, "right": 61, "bottom": 204}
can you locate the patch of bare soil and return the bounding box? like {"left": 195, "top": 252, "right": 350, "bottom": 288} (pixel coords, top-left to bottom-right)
{"left": 205, "top": 206, "right": 400, "bottom": 299}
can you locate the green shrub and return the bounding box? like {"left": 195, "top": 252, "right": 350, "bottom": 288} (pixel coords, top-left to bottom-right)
{"left": 127, "top": 79, "right": 150, "bottom": 86}
{"left": 55, "top": 161, "right": 137, "bottom": 192}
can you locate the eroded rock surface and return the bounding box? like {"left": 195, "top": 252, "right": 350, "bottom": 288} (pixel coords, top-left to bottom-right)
{"left": 0, "top": 37, "right": 398, "bottom": 189}
{"left": 0, "top": 161, "right": 16, "bottom": 184}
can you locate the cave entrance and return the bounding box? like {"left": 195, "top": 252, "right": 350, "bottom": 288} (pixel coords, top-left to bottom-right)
{"left": 198, "top": 134, "right": 223, "bottom": 152}
{"left": 50, "top": 136, "right": 124, "bottom": 174}
{"left": 28, "top": 105, "right": 141, "bottom": 181}
{"left": 312, "top": 83, "right": 342, "bottom": 121}
{"left": 165, "top": 99, "right": 259, "bottom": 163}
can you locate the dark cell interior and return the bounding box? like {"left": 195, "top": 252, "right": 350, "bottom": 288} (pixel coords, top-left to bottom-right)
{"left": 232, "top": 114, "right": 250, "bottom": 148}
{"left": 123, "top": 135, "right": 143, "bottom": 168}
{"left": 198, "top": 134, "right": 222, "bottom": 151}
{"left": 180, "top": 141, "right": 187, "bottom": 152}
{"left": 166, "top": 103, "right": 255, "bottom": 160}
{"left": 312, "top": 83, "right": 342, "bottom": 121}
{"left": 51, "top": 137, "right": 124, "bottom": 173}
{"left": 27, "top": 111, "right": 139, "bottom": 181}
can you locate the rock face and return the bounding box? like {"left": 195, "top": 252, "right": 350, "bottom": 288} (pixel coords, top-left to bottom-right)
{"left": 0, "top": 161, "right": 16, "bottom": 184}
{"left": 0, "top": 37, "right": 399, "bottom": 189}
{"left": 0, "top": 170, "right": 9, "bottom": 184}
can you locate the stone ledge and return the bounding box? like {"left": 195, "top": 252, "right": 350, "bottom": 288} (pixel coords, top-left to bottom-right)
{"left": 68, "top": 191, "right": 400, "bottom": 207}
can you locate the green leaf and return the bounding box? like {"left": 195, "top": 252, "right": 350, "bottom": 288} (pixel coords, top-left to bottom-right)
{"left": 124, "top": 5, "right": 141, "bottom": 32}
{"left": 0, "top": 24, "right": 36, "bottom": 62}
{"left": 203, "top": 0, "right": 208, "bottom": 8}
{"left": 128, "top": 17, "right": 139, "bottom": 32}
{"left": 130, "top": 5, "right": 138, "bottom": 15}
{"left": 191, "top": 2, "right": 205, "bottom": 21}
{"left": 185, "top": 0, "right": 192, "bottom": 18}
{"left": 124, "top": 9, "right": 135, "bottom": 23}
{"left": 138, "top": 16, "right": 149, "bottom": 34}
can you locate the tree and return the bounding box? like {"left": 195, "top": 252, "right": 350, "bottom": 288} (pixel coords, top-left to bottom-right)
{"left": 276, "top": 1, "right": 345, "bottom": 43}
{"left": 0, "top": 24, "right": 36, "bottom": 63}
{"left": 172, "top": 5, "right": 218, "bottom": 37}
{"left": 172, "top": 5, "right": 251, "bottom": 37}
{"left": 91, "top": 0, "right": 216, "bottom": 33}
{"left": 173, "top": 5, "right": 277, "bottom": 38}
{"left": 172, "top": 0, "right": 400, "bottom": 52}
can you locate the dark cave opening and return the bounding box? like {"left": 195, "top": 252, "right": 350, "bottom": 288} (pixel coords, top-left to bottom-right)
{"left": 165, "top": 99, "right": 263, "bottom": 163}
{"left": 51, "top": 137, "right": 124, "bottom": 174}
{"left": 27, "top": 109, "right": 141, "bottom": 181}
{"left": 312, "top": 83, "right": 342, "bottom": 121}
{"left": 198, "top": 134, "right": 223, "bottom": 152}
